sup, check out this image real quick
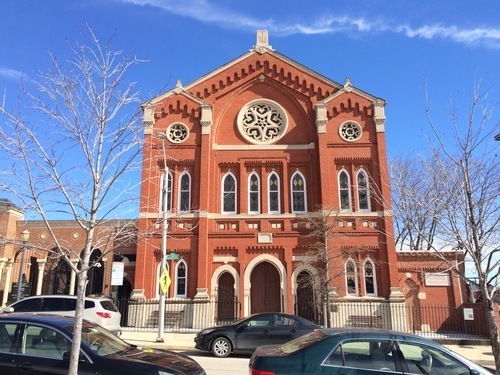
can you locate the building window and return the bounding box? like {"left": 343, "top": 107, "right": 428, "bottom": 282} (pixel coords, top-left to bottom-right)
{"left": 160, "top": 171, "right": 172, "bottom": 213}
{"left": 166, "top": 122, "right": 189, "bottom": 143}
{"left": 248, "top": 172, "right": 260, "bottom": 214}
{"left": 178, "top": 171, "right": 191, "bottom": 212}
{"left": 291, "top": 171, "right": 307, "bottom": 213}
{"left": 237, "top": 99, "right": 288, "bottom": 144}
{"left": 268, "top": 172, "right": 280, "bottom": 213}
{"left": 357, "top": 169, "right": 370, "bottom": 211}
{"left": 222, "top": 172, "right": 237, "bottom": 214}
{"left": 175, "top": 260, "right": 187, "bottom": 298}
{"left": 363, "top": 258, "right": 377, "bottom": 296}
{"left": 339, "top": 121, "right": 362, "bottom": 142}
{"left": 339, "top": 170, "right": 351, "bottom": 211}
{"left": 345, "top": 259, "right": 358, "bottom": 296}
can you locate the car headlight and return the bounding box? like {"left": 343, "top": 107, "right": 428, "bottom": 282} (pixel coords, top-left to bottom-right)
{"left": 199, "top": 328, "right": 216, "bottom": 336}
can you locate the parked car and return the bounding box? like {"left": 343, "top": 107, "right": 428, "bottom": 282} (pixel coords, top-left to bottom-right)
{"left": 0, "top": 313, "right": 205, "bottom": 375}
{"left": 194, "top": 312, "right": 321, "bottom": 357}
{"left": 0, "top": 294, "right": 122, "bottom": 336}
{"left": 249, "top": 328, "right": 494, "bottom": 374}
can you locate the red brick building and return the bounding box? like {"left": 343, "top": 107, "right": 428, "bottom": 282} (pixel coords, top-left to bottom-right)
{"left": 132, "top": 30, "right": 422, "bottom": 324}
{"left": 1, "top": 31, "right": 476, "bottom": 333}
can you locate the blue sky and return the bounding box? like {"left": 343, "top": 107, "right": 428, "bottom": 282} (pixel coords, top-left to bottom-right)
{"left": 0, "top": 1, "right": 499, "bottom": 216}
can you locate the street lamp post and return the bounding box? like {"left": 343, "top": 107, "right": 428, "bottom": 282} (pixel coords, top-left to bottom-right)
{"left": 16, "top": 230, "right": 30, "bottom": 302}
{"left": 156, "top": 132, "right": 168, "bottom": 342}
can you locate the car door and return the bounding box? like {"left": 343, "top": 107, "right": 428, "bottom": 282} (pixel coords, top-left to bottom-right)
{"left": 0, "top": 322, "right": 19, "bottom": 374}
{"left": 11, "top": 323, "right": 96, "bottom": 375}
{"left": 234, "top": 314, "right": 274, "bottom": 351}
{"left": 271, "top": 315, "right": 302, "bottom": 345}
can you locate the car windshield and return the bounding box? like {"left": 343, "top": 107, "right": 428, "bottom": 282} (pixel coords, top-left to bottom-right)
{"left": 279, "top": 329, "right": 328, "bottom": 354}
{"left": 79, "top": 323, "right": 130, "bottom": 356}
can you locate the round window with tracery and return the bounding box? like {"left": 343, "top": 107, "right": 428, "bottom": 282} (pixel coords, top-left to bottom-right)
{"left": 166, "top": 123, "right": 189, "bottom": 143}
{"left": 339, "top": 121, "right": 362, "bottom": 142}
{"left": 237, "top": 99, "right": 288, "bottom": 144}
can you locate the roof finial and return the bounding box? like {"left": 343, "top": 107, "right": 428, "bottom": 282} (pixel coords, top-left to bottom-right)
{"left": 254, "top": 30, "right": 273, "bottom": 52}
{"left": 344, "top": 77, "right": 351, "bottom": 87}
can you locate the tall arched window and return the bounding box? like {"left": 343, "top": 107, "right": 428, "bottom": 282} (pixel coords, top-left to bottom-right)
{"left": 178, "top": 171, "right": 191, "bottom": 212}
{"left": 291, "top": 171, "right": 307, "bottom": 213}
{"left": 222, "top": 172, "right": 237, "bottom": 214}
{"left": 345, "top": 259, "right": 358, "bottom": 296}
{"left": 268, "top": 172, "right": 281, "bottom": 213}
{"left": 363, "top": 258, "right": 377, "bottom": 296}
{"left": 248, "top": 172, "right": 260, "bottom": 214}
{"left": 357, "top": 169, "right": 370, "bottom": 211}
{"left": 338, "top": 170, "right": 352, "bottom": 211}
{"left": 160, "top": 170, "right": 173, "bottom": 213}
{"left": 175, "top": 260, "right": 187, "bottom": 298}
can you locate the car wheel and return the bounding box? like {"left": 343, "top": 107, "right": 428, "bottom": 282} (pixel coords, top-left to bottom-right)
{"left": 211, "top": 337, "right": 231, "bottom": 358}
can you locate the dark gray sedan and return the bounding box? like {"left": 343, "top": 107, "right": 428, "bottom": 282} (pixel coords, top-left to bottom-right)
{"left": 195, "top": 312, "right": 321, "bottom": 357}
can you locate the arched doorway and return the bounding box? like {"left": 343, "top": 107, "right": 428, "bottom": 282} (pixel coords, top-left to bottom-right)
{"left": 250, "top": 262, "right": 281, "bottom": 313}
{"left": 52, "top": 259, "right": 71, "bottom": 295}
{"left": 216, "top": 272, "right": 237, "bottom": 324}
{"left": 295, "top": 271, "right": 316, "bottom": 322}
{"left": 86, "top": 249, "right": 104, "bottom": 295}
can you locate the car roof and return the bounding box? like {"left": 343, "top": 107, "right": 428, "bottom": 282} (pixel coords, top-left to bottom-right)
{"left": 12, "top": 294, "right": 112, "bottom": 301}
{"left": 320, "top": 327, "right": 431, "bottom": 342}
{"left": 0, "top": 312, "right": 93, "bottom": 327}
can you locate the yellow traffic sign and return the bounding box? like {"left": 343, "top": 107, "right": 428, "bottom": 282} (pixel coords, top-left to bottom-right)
{"left": 159, "top": 268, "right": 171, "bottom": 295}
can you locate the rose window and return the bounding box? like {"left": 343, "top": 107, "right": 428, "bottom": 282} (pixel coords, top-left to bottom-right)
{"left": 237, "top": 100, "right": 287, "bottom": 144}
{"left": 339, "top": 121, "right": 362, "bottom": 142}
{"left": 167, "top": 123, "right": 189, "bottom": 143}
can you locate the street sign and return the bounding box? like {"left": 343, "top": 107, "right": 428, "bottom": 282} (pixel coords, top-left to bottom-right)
{"left": 111, "top": 261, "right": 125, "bottom": 286}
{"left": 159, "top": 268, "right": 171, "bottom": 295}
{"left": 166, "top": 253, "right": 180, "bottom": 260}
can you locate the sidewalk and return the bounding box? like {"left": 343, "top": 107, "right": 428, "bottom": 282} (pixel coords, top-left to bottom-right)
{"left": 120, "top": 331, "right": 495, "bottom": 369}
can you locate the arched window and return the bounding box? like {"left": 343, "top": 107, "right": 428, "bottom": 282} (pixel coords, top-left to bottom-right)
{"left": 156, "top": 262, "right": 170, "bottom": 297}
{"left": 248, "top": 172, "right": 260, "bottom": 214}
{"left": 291, "top": 171, "right": 307, "bottom": 213}
{"left": 345, "top": 259, "right": 358, "bottom": 296}
{"left": 268, "top": 172, "right": 281, "bottom": 213}
{"left": 363, "top": 258, "right": 377, "bottom": 296}
{"left": 178, "top": 171, "right": 191, "bottom": 212}
{"left": 160, "top": 170, "right": 173, "bottom": 213}
{"left": 175, "top": 260, "right": 187, "bottom": 298}
{"left": 357, "top": 169, "right": 370, "bottom": 211}
{"left": 338, "top": 170, "right": 352, "bottom": 211}
{"left": 222, "top": 172, "right": 237, "bottom": 214}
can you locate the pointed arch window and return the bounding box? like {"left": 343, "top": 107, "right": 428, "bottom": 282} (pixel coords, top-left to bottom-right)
{"left": 363, "top": 258, "right": 377, "bottom": 296}
{"left": 248, "top": 172, "right": 260, "bottom": 214}
{"left": 268, "top": 172, "right": 280, "bottom": 213}
{"left": 291, "top": 171, "right": 307, "bottom": 213}
{"left": 175, "top": 260, "right": 187, "bottom": 298}
{"left": 345, "top": 259, "right": 358, "bottom": 296}
{"left": 160, "top": 171, "right": 173, "bottom": 213}
{"left": 339, "top": 170, "right": 352, "bottom": 211}
{"left": 357, "top": 169, "right": 370, "bottom": 211}
{"left": 178, "top": 171, "right": 191, "bottom": 212}
{"left": 222, "top": 172, "right": 237, "bottom": 214}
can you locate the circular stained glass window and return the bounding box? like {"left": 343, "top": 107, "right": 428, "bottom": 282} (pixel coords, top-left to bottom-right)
{"left": 167, "top": 123, "right": 189, "bottom": 143}
{"left": 339, "top": 121, "right": 362, "bottom": 142}
{"left": 237, "top": 99, "right": 288, "bottom": 144}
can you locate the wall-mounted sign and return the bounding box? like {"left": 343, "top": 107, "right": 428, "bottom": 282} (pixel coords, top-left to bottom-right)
{"left": 424, "top": 272, "right": 450, "bottom": 286}
{"left": 111, "top": 262, "right": 125, "bottom": 286}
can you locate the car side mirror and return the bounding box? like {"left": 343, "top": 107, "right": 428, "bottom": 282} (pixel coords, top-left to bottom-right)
{"left": 3, "top": 307, "right": 14, "bottom": 313}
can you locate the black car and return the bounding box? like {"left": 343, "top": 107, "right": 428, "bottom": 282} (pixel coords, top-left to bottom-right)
{"left": 194, "top": 312, "right": 321, "bottom": 357}
{"left": 249, "top": 328, "right": 494, "bottom": 375}
{"left": 0, "top": 313, "right": 205, "bottom": 375}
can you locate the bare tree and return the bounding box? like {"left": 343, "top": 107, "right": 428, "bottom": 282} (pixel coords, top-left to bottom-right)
{"left": 0, "top": 28, "right": 145, "bottom": 375}
{"left": 392, "top": 80, "right": 499, "bottom": 372}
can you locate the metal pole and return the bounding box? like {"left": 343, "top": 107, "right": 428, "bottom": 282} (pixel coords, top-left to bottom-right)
{"left": 16, "top": 230, "right": 30, "bottom": 302}
{"left": 157, "top": 133, "right": 168, "bottom": 342}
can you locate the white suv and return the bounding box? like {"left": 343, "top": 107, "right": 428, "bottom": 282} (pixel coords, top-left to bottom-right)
{"left": 0, "top": 295, "right": 122, "bottom": 336}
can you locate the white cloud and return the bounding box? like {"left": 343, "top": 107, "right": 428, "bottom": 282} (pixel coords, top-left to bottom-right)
{"left": 116, "top": 0, "right": 500, "bottom": 49}
{"left": 0, "top": 67, "right": 25, "bottom": 81}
